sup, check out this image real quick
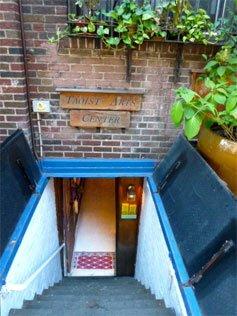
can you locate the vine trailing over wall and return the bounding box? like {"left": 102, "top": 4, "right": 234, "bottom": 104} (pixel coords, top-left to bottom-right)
{"left": 48, "top": 0, "right": 234, "bottom": 48}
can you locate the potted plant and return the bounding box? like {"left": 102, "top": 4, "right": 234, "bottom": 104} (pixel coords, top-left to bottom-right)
{"left": 170, "top": 43, "right": 237, "bottom": 194}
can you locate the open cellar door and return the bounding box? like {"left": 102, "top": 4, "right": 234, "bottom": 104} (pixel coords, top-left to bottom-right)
{"left": 152, "top": 134, "right": 237, "bottom": 316}
{"left": 0, "top": 129, "right": 42, "bottom": 256}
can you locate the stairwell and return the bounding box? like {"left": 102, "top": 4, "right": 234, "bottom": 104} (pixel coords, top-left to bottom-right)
{"left": 9, "top": 277, "right": 175, "bottom": 316}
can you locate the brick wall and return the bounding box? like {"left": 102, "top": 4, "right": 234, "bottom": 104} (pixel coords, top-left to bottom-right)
{"left": 0, "top": 0, "right": 31, "bottom": 142}
{"left": 1, "top": 0, "right": 217, "bottom": 158}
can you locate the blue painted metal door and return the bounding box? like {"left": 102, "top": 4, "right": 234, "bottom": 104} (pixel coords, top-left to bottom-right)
{"left": 0, "top": 129, "right": 42, "bottom": 256}
{"left": 152, "top": 134, "right": 237, "bottom": 316}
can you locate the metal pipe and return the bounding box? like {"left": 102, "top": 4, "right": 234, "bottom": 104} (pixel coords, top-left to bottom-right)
{"left": 37, "top": 112, "right": 43, "bottom": 157}
{"left": 18, "top": 0, "right": 37, "bottom": 158}
{"left": 215, "top": 0, "right": 221, "bottom": 23}
{"left": 221, "top": 0, "right": 227, "bottom": 20}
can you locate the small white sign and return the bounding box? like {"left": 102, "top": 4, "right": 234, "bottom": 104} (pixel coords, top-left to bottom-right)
{"left": 32, "top": 100, "right": 51, "bottom": 113}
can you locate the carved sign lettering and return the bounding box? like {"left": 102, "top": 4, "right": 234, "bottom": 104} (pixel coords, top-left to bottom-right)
{"left": 60, "top": 92, "right": 142, "bottom": 111}
{"left": 70, "top": 110, "right": 130, "bottom": 128}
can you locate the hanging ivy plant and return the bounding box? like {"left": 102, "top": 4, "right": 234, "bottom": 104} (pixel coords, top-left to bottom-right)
{"left": 100, "top": 0, "right": 166, "bottom": 48}
{"left": 176, "top": 8, "right": 218, "bottom": 44}
{"left": 48, "top": 0, "right": 226, "bottom": 47}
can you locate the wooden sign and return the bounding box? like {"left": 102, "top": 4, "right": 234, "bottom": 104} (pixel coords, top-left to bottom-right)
{"left": 70, "top": 110, "right": 130, "bottom": 128}
{"left": 60, "top": 91, "right": 142, "bottom": 111}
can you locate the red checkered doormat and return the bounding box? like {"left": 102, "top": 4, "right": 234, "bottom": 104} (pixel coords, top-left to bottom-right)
{"left": 72, "top": 252, "right": 115, "bottom": 270}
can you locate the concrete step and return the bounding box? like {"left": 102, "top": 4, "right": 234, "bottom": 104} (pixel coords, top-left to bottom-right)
{"left": 43, "top": 285, "right": 149, "bottom": 296}
{"left": 62, "top": 276, "right": 135, "bottom": 282}
{"left": 54, "top": 281, "right": 145, "bottom": 288}
{"left": 24, "top": 298, "right": 162, "bottom": 310}
{"left": 61, "top": 277, "right": 136, "bottom": 283}
{"left": 10, "top": 277, "right": 175, "bottom": 316}
{"left": 10, "top": 307, "right": 175, "bottom": 316}
{"left": 33, "top": 292, "right": 156, "bottom": 302}
{"left": 57, "top": 277, "right": 138, "bottom": 286}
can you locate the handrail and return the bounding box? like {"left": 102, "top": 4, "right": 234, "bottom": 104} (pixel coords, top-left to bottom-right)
{"left": 1, "top": 243, "right": 65, "bottom": 294}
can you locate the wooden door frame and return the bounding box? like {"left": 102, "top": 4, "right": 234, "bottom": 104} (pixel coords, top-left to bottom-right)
{"left": 55, "top": 176, "right": 143, "bottom": 277}
{"left": 115, "top": 177, "right": 143, "bottom": 276}
{"left": 54, "top": 178, "right": 85, "bottom": 275}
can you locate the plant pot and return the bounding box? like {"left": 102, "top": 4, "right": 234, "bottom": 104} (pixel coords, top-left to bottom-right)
{"left": 197, "top": 126, "right": 237, "bottom": 195}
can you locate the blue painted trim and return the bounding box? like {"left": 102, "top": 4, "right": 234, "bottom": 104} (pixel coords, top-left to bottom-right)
{"left": 147, "top": 177, "right": 202, "bottom": 316}
{"left": 40, "top": 158, "right": 157, "bottom": 178}
{"left": 0, "top": 176, "right": 49, "bottom": 287}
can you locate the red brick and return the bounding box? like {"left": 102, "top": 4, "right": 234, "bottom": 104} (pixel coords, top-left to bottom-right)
{"left": 0, "top": 2, "right": 212, "bottom": 159}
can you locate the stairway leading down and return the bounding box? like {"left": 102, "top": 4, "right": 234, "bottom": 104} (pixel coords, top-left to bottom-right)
{"left": 10, "top": 277, "right": 175, "bottom": 316}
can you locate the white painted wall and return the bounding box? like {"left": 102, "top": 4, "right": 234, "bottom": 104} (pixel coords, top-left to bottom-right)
{"left": 135, "top": 179, "right": 187, "bottom": 316}
{"left": 73, "top": 179, "right": 116, "bottom": 253}
{"left": 0, "top": 179, "right": 62, "bottom": 316}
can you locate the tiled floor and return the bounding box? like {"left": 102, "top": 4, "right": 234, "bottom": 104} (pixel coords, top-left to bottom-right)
{"left": 70, "top": 179, "right": 116, "bottom": 277}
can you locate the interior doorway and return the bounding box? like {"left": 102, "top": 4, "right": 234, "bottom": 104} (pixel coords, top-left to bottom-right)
{"left": 54, "top": 177, "right": 143, "bottom": 278}
{"left": 71, "top": 178, "right": 116, "bottom": 277}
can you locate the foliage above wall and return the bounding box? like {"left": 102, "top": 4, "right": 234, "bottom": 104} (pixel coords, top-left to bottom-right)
{"left": 170, "top": 41, "right": 237, "bottom": 141}
{"left": 48, "top": 0, "right": 235, "bottom": 48}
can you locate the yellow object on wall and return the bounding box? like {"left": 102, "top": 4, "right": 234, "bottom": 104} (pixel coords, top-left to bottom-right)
{"left": 121, "top": 203, "right": 137, "bottom": 219}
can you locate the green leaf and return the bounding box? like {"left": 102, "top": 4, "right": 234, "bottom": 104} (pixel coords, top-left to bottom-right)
{"left": 184, "top": 115, "right": 202, "bottom": 140}
{"left": 123, "top": 37, "right": 132, "bottom": 45}
{"left": 142, "top": 33, "right": 150, "bottom": 39}
{"left": 184, "top": 107, "right": 196, "bottom": 119}
{"left": 106, "top": 11, "right": 118, "bottom": 19}
{"left": 117, "top": 6, "right": 124, "bottom": 16}
{"left": 213, "top": 93, "right": 226, "bottom": 104}
{"left": 171, "top": 101, "right": 184, "bottom": 125}
{"left": 122, "top": 13, "right": 131, "bottom": 20}
{"left": 81, "top": 26, "right": 88, "bottom": 33}
{"left": 230, "top": 108, "right": 237, "bottom": 120}
{"left": 135, "top": 8, "right": 143, "bottom": 16}
{"left": 204, "top": 60, "right": 218, "bottom": 71}
{"left": 216, "top": 88, "right": 228, "bottom": 96}
{"left": 97, "top": 26, "right": 109, "bottom": 37}
{"left": 204, "top": 78, "right": 215, "bottom": 89}
{"left": 217, "top": 66, "right": 226, "bottom": 77}
{"left": 115, "top": 24, "right": 127, "bottom": 33}
{"left": 106, "top": 37, "right": 120, "bottom": 46}
{"left": 202, "top": 101, "right": 216, "bottom": 114}
{"left": 177, "top": 87, "right": 196, "bottom": 103}
{"left": 160, "top": 31, "right": 166, "bottom": 37}
{"left": 88, "top": 22, "right": 95, "bottom": 33}
{"left": 142, "top": 12, "right": 153, "bottom": 20}
{"left": 229, "top": 57, "right": 237, "bottom": 65}
{"left": 226, "top": 96, "right": 237, "bottom": 112}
